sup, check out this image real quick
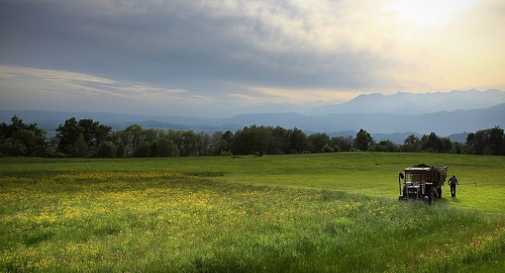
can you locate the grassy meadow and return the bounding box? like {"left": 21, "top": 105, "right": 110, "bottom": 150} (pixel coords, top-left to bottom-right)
{"left": 1, "top": 153, "right": 504, "bottom": 272}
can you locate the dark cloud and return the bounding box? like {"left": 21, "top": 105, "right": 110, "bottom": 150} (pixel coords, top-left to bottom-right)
{"left": 2, "top": 0, "right": 502, "bottom": 117}
{"left": 0, "top": 0, "right": 388, "bottom": 90}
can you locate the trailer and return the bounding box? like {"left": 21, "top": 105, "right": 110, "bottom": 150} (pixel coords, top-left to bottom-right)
{"left": 398, "top": 164, "right": 448, "bottom": 204}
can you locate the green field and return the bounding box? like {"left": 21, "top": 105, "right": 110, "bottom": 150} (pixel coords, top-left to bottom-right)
{"left": 1, "top": 153, "right": 504, "bottom": 272}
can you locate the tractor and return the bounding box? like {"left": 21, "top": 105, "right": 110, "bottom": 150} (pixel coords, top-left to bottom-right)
{"left": 398, "top": 164, "right": 448, "bottom": 204}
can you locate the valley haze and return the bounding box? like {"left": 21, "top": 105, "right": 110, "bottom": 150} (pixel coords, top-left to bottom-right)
{"left": 2, "top": 89, "right": 504, "bottom": 144}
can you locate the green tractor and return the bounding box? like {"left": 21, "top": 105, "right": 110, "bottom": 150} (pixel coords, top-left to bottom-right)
{"left": 398, "top": 164, "right": 448, "bottom": 204}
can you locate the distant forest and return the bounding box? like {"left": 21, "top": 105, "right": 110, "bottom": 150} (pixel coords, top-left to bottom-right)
{"left": 1, "top": 115, "right": 504, "bottom": 158}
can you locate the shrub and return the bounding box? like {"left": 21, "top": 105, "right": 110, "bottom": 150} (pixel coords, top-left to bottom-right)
{"left": 322, "top": 143, "right": 334, "bottom": 153}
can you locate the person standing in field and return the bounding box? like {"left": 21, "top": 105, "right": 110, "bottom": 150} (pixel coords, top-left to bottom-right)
{"left": 448, "top": 175, "right": 459, "bottom": 197}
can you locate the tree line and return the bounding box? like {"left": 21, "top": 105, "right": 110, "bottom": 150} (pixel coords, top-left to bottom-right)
{"left": 1, "top": 115, "right": 504, "bottom": 158}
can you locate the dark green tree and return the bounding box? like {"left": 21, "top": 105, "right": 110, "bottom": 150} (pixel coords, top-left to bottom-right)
{"left": 181, "top": 130, "right": 197, "bottom": 156}
{"left": 56, "top": 117, "right": 111, "bottom": 157}
{"left": 97, "top": 141, "right": 117, "bottom": 158}
{"left": 466, "top": 126, "right": 505, "bottom": 155}
{"left": 288, "top": 127, "right": 308, "bottom": 154}
{"left": 309, "top": 132, "right": 331, "bottom": 153}
{"left": 116, "top": 141, "right": 127, "bottom": 158}
{"left": 56, "top": 117, "right": 82, "bottom": 156}
{"left": 440, "top": 137, "right": 453, "bottom": 153}
{"left": 354, "top": 129, "right": 374, "bottom": 151}
{"left": 0, "top": 116, "right": 47, "bottom": 157}
{"left": 269, "top": 126, "right": 289, "bottom": 155}
{"left": 2, "top": 138, "right": 26, "bottom": 156}
{"left": 195, "top": 131, "right": 210, "bottom": 156}
{"left": 375, "top": 140, "right": 398, "bottom": 152}
{"left": 77, "top": 119, "right": 112, "bottom": 156}
{"left": 420, "top": 132, "right": 452, "bottom": 153}
{"left": 123, "top": 124, "right": 145, "bottom": 154}
{"left": 149, "top": 141, "right": 159, "bottom": 157}
{"left": 134, "top": 141, "right": 152, "bottom": 157}
{"left": 420, "top": 132, "right": 441, "bottom": 152}
{"left": 73, "top": 135, "right": 89, "bottom": 157}
{"left": 231, "top": 125, "right": 272, "bottom": 155}
{"left": 331, "top": 136, "right": 353, "bottom": 152}
{"left": 209, "top": 131, "right": 226, "bottom": 156}
{"left": 452, "top": 142, "right": 464, "bottom": 154}
{"left": 168, "top": 129, "right": 184, "bottom": 156}
{"left": 158, "top": 138, "right": 178, "bottom": 157}
{"left": 400, "top": 134, "right": 421, "bottom": 152}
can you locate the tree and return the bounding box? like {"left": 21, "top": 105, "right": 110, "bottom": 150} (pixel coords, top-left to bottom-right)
{"left": 466, "top": 126, "right": 505, "bottom": 155}
{"left": 73, "top": 135, "right": 89, "bottom": 157}
{"left": 420, "top": 132, "right": 452, "bottom": 153}
{"left": 123, "top": 124, "right": 144, "bottom": 154}
{"left": 116, "top": 141, "right": 127, "bottom": 158}
{"left": 375, "top": 140, "right": 398, "bottom": 152}
{"left": 209, "top": 130, "right": 233, "bottom": 156}
{"left": 56, "top": 117, "right": 112, "bottom": 157}
{"left": 269, "top": 126, "right": 289, "bottom": 155}
{"left": 181, "top": 130, "right": 197, "bottom": 156}
{"left": 452, "top": 142, "right": 464, "bottom": 154}
{"left": 420, "top": 132, "right": 441, "bottom": 152}
{"left": 93, "top": 123, "right": 112, "bottom": 149}
{"left": 489, "top": 126, "right": 505, "bottom": 155}
{"left": 0, "top": 116, "right": 47, "bottom": 157}
{"left": 354, "top": 129, "right": 374, "bottom": 151}
{"left": 149, "top": 141, "right": 159, "bottom": 157}
{"left": 331, "top": 136, "right": 353, "bottom": 152}
{"left": 440, "top": 137, "right": 453, "bottom": 153}
{"left": 78, "top": 119, "right": 95, "bottom": 148}
{"left": 231, "top": 125, "right": 272, "bottom": 155}
{"left": 209, "top": 131, "right": 223, "bottom": 155}
{"left": 77, "top": 119, "right": 112, "bottom": 156}
{"left": 3, "top": 138, "right": 26, "bottom": 156}
{"left": 222, "top": 130, "right": 234, "bottom": 143}
{"left": 401, "top": 134, "right": 421, "bottom": 152}
{"left": 134, "top": 141, "right": 151, "bottom": 157}
{"left": 309, "top": 132, "right": 331, "bottom": 153}
{"left": 143, "top": 129, "right": 159, "bottom": 143}
{"left": 195, "top": 131, "right": 210, "bottom": 156}
{"left": 168, "top": 129, "right": 184, "bottom": 156}
{"left": 109, "top": 130, "right": 127, "bottom": 157}
{"left": 157, "top": 138, "right": 178, "bottom": 157}
{"left": 288, "top": 127, "right": 308, "bottom": 154}
{"left": 97, "top": 141, "right": 117, "bottom": 158}
{"left": 56, "top": 117, "right": 81, "bottom": 156}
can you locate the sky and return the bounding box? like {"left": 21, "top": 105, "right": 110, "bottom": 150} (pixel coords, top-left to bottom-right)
{"left": 1, "top": 0, "right": 504, "bottom": 117}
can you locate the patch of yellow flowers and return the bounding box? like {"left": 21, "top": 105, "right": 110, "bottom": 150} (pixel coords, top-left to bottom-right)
{"left": 0, "top": 171, "right": 344, "bottom": 271}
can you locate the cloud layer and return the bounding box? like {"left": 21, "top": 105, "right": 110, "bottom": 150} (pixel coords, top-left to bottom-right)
{"left": 1, "top": 0, "right": 504, "bottom": 116}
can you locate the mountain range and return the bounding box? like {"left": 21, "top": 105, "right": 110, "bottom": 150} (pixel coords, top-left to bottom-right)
{"left": 1, "top": 89, "right": 504, "bottom": 144}
{"left": 307, "top": 89, "right": 505, "bottom": 115}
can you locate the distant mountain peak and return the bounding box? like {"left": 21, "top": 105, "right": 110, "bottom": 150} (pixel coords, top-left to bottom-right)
{"left": 354, "top": 92, "right": 384, "bottom": 99}
{"left": 307, "top": 89, "right": 505, "bottom": 116}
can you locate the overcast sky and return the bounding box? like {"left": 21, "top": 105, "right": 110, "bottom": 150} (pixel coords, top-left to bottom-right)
{"left": 1, "top": 0, "right": 504, "bottom": 117}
